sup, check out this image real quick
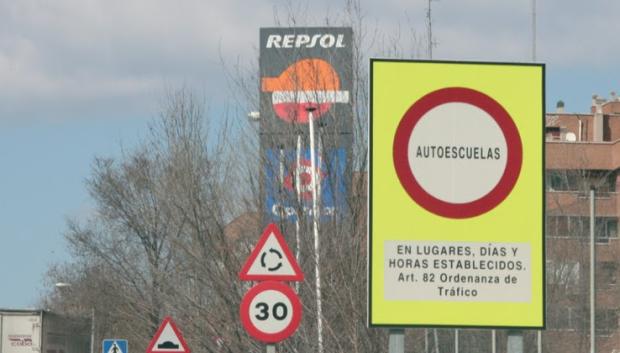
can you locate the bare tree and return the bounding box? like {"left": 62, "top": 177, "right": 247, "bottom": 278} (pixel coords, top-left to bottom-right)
{"left": 42, "top": 2, "right": 435, "bottom": 353}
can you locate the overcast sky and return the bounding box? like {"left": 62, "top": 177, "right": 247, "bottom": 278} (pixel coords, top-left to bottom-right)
{"left": 2, "top": 0, "right": 620, "bottom": 308}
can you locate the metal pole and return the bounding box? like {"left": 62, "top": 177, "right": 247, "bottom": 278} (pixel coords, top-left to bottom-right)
{"left": 308, "top": 108, "right": 324, "bottom": 353}
{"left": 279, "top": 146, "right": 285, "bottom": 220}
{"left": 507, "top": 330, "right": 523, "bottom": 353}
{"left": 90, "top": 307, "right": 95, "bottom": 353}
{"left": 492, "top": 329, "right": 496, "bottom": 353}
{"left": 537, "top": 330, "right": 542, "bottom": 353}
{"left": 294, "top": 135, "right": 302, "bottom": 292}
{"left": 590, "top": 187, "right": 596, "bottom": 353}
{"left": 266, "top": 344, "right": 276, "bottom": 353}
{"left": 455, "top": 329, "right": 459, "bottom": 353}
{"left": 388, "top": 329, "right": 405, "bottom": 353}
{"left": 424, "top": 329, "right": 428, "bottom": 353}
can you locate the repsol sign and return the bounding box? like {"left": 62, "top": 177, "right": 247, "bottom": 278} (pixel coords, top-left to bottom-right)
{"left": 265, "top": 33, "right": 346, "bottom": 48}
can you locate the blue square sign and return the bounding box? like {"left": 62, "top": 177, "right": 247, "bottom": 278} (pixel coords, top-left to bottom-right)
{"left": 102, "top": 340, "right": 127, "bottom": 353}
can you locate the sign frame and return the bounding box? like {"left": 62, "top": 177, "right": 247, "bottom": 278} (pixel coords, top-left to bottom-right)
{"left": 368, "top": 59, "right": 545, "bottom": 329}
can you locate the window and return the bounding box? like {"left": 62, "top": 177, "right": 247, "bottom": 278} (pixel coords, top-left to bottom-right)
{"left": 546, "top": 216, "right": 618, "bottom": 240}
{"left": 598, "top": 262, "right": 618, "bottom": 286}
{"left": 596, "top": 309, "right": 619, "bottom": 335}
{"left": 547, "top": 260, "right": 580, "bottom": 286}
{"left": 546, "top": 216, "right": 569, "bottom": 237}
{"left": 546, "top": 127, "right": 561, "bottom": 141}
{"left": 596, "top": 218, "right": 618, "bottom": 243}
{"left": 545, "top": 170, "right": 616, "bottom": 193}
{"left": 549, "top": 307, "right": 583, "bottom": 330}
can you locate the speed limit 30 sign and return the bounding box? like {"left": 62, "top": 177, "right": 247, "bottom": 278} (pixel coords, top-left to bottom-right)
{"left": 240, "top": 281, "right": 302, "bottom": 343}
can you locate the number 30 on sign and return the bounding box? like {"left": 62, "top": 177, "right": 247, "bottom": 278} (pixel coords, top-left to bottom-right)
{"left": 240, "top": 281, "right": 302, "bottom": 343}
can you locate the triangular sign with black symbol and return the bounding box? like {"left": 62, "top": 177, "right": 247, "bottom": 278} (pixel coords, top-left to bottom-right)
{"left": 145, "top": 317, "right": 190, "bottom": 353}
{"left": 239, "top": 223, "right": 304, "bottom": 281}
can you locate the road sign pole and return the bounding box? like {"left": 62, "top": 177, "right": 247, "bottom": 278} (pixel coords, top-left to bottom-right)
{"left": 454, "top": 329, "right": 459, "bottom": 353}
{"left": 388, "top": 329, "right": 404, "bottom": 353}
{"left": 507, "top": 330, "right": 524, "bottom": 353}
{"left": 90, "top": 308, "right": 95, "bottom": 353}
{"left": 308, "top": 108, "right": 324, "bottom": 353}
{"left": 266, "top": 344, "right": 276, "bottom": 353}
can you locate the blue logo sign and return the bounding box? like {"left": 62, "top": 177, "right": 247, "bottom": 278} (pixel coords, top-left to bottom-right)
{"left": 103, "top": 340, "right": 127, "bottom": 353}
{"left": 264, "top": 147, "right": 347, "bottom": 221}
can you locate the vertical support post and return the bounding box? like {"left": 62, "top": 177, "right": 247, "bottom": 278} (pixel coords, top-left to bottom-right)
{"left": 266, "top": 344, "right": 276, "bottom": 353}
{"left": 492, "top": 329, "right": 496, "bottom": 353}
{"left": 388, "top": 329, "right": 405, "bottom": 353}
{"left": 90, "top": 307, "right": 95, "bottom": 353}
{"left": 590, "top": 187, "right": 596, "bottom": 353}
{"left": 454, "top": 329, "right": 459, "bottom": 353}
{"left": 294, "top": 135, "right": 302, "bottom": 292}
{"left": 537, "top": 330, "right": 542, "bottom": 353}
{"left": 308, "top": 108, "right": 324, "bottom": 353}
{"left": 507, "top": 330, "right": 523, "bottom": 353}
{"left": 278, "top": 146, "right": 286, "bottom": 220}
{"left": 424, "top": 329, "right": 428, "bottom": 353}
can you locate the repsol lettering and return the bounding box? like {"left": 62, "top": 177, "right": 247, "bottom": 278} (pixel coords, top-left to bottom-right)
{"left": 266, "top": 34, "right": 346, "bottom": 48}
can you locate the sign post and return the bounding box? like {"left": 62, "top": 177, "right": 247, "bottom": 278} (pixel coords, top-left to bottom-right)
{"left": 369, "top": 59, "right": 545, "bottom": 328}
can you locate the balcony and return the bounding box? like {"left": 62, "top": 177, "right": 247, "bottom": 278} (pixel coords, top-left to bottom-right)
{"left": 547, "top": 191, "right": 618, "bottom": 217}
{"left": 547, "top": 140, "right": 620, "bottom": 170}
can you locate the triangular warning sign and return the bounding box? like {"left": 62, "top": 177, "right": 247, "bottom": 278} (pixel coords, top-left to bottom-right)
{"left": 239, "top": 223, "right": 304, "bottom": 281}
{"left": 145, "top": 317, "right": 190, "bottom": 353}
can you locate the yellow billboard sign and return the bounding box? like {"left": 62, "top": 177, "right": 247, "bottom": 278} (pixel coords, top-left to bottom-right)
{"left": 369, "top": 60, "right": 544, "bottom": 328}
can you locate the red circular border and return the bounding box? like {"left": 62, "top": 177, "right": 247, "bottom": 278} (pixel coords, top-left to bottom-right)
{"left": 393, "top": 87, "right": 522, "bottom": 219}
{"left": 240, "top": 281, "right": 302, "bottom": 343}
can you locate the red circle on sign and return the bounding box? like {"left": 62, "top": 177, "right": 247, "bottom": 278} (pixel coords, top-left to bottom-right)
{"left": 240, "top": 281, "right": 302, "bottom": 343}
{"left": 393, "top": 87, "right": 522, "bottom": 219}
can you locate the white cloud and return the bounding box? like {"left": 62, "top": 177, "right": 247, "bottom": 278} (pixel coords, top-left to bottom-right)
{"left": 0, "top": 0, "right": 273, "bottom": 123}
{"left": 2, "top": 0, "right": 620, "bottom": 123}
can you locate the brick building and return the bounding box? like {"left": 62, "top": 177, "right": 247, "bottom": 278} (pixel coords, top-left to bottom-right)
{"left": 545, "top": 94, "right": 620, "bottom": 353}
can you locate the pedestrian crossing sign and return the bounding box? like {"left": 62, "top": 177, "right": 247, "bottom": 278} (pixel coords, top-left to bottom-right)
{"left": 102, "top": 339, "right": 128, "bottom": 353}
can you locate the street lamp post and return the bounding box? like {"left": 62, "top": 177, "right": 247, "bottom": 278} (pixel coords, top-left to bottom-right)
{"left": 307, "top": 107, "right": 324, "bottom": 353}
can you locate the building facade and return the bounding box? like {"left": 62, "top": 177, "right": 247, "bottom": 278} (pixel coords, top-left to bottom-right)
{"left": 545, "top": 94, "right": 620, "bottom": 353}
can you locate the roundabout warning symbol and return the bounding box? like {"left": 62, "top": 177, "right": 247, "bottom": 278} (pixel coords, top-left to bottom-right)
{"left": 393, "top": 87, "right": 523, "bottom": 219}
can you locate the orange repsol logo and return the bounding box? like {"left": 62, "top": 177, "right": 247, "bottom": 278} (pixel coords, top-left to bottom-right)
{"left": 266, "top": 34, "right": 346, "bottom": 49}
